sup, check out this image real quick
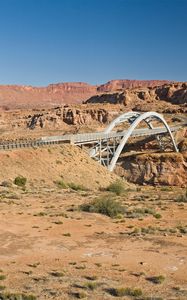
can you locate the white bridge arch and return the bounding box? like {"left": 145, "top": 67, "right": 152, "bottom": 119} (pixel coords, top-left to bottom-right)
{"left": 89, "top": 111, "right": 178, "bottom": 171}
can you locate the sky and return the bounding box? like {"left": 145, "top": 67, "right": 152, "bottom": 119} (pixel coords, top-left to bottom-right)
{"left": 0, "top": 0, "right": 186, "bottom": 86}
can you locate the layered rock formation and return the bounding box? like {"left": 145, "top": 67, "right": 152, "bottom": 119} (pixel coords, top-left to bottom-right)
{"left": 86, "top": 82, "right": 187, "bottom": 113}
{"left": 97, "top": 79, "right": 171, "bottom": 92}
{"left": 0, "top": 79, "right": 172, "bottom": 110}
{"left": 0, "top": 82, "right": 97, "bottom": 109}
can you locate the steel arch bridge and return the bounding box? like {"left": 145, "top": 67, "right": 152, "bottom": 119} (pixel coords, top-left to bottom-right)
{"left": 0, "top": 111, "right": 181, "bottom": 172}
{"left": 89, "top": 111, "right": 178, "bottom": 171}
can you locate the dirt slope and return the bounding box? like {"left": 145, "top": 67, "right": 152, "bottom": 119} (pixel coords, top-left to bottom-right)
{"left": 0, "top": 144, "right": 117, "bottom": 190}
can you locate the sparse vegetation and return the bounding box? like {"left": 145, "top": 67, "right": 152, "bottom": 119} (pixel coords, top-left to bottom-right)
{"left": 154, "top": 213, "right": 162, "bottom": 219}
{"left": 53, "top": 220, "right": 63, "bottom": 225}
{"left": 106, "top": 287, "right": 143, "bottom": 297}
{"left": 80, "top": 195, "right": 125, "bottom": 218}
{"left": 63, "top": 233, "right": 71, "bottom": 237}
{"left": 50, "top": 271, "right": 65, "bottom": 277}
{"left": 84, "top": 281, "right": 99, "bottom": 290}
{"left": 84, "top": 275, "right": 97, "bottom": 281}
{"left": 0, "top": 275, "right": 6, "bottom": 281}
{"left": 55, "top": 180, "right": 67, "bottom": 189}
{"left": 14, "top": 176, "right": 27, "bottom": 187}
{"left": 146, "top": 275, "right": 165, "bottom": 284}
{"left": 0, "top": 293, "right": 36, "bottom": 300}
{"left": 68, "top": 182, "right": 87, "bottom": 191}
{"left": 106, "top": 180, "right": 126, "bottom": 195}
{"left": 70, "top": 291, "right": 87, "bottom": 299}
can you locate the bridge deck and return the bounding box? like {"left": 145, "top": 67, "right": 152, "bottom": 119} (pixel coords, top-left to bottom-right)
{"left": 0, "top": 124, "right": 181, "bottom": 150}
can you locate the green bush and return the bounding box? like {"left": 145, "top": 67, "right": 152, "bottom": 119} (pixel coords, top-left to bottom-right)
{"left": 14, "top": 176, "right": 27, "bottom": 187}
{"left": 80, "top": 196, "right": 125, "bottom": 218}
{"left": 106, "top": 180, "right": 125, "bottom": 195}
{"left": 154, "top": 213, "right": 162, "bottom": 219}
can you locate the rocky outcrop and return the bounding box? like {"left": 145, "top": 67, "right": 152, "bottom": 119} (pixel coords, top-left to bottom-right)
{"left": 86, "top": 82, "right": 187, "bottom": 113}
{"left": 116, "top": 152, "right": 187, "bottom": 187}
{"left": 178, "top": 139, "right": 187, "bottom": 152}
{"left": 155, "top": 82, "right": 187, "bottom": 104}
{"left": 27, "top": 106, "right": 111, "bottom": 129}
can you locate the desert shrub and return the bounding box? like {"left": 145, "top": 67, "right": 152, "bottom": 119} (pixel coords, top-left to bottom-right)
{"left": 84, "top": 281, "right": 99, "bottom": 290}
{"left": 55, "top": 180, "right": 67, "bottom": 189}
{"left": 146, "top": 275, "right": 165, "bottom": 284}
{"left": 106, "top": 287, "right": 143, "bottom": 297}
{"left": 154, "top": 213, "right": 162, "bottom": 219}
{"left": 177, "top": 225, "right": 187, "bottom": 234}
{"left": 80, "top": 196, "right": 125, "bottom": 218}
{"left": 0, "top": 275, "right": 6, "bottom": 281}
{"left": 14, "top": 176, "right": 27, "bottom": 187}
{"left": 50, "top": 271, "right": 64, "bottom": 277}
{"left": 68, "top": 183, "right": 87, "bottom": 191}
{"left": 84, "top": 275, "right": 97, "bottom": 281}
{"left": 160, "top": 186, "right": 171, "bottom": 191}
{"left": 106, "top": 180, "right": 125, "bottom": 195}
{"left": 56, "top": 160, "right": 62, "bottom": 164}
{"left": 125, "top": 207, "right": 156, "bottom": 219}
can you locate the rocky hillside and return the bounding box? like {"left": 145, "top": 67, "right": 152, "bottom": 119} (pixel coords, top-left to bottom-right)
{"left": 86, "top": 82, "right": 187, "bottom": 113}
{"left": 0, "top": 105, "right": 119, "bottom": 134}
{"left": 115, "top": 152, "right": 187, "bottom": 187}
{"left": 0, "top": 79, "right": 171, "bottom": 110}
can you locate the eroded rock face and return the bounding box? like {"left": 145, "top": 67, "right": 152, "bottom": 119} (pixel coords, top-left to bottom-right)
{"left": 86, "top": 82, "right": 187, "bottom": 113}
{"left": 27, "top": 106, "right": 111, "bottom": 129}
{"left": 116, "top": 152, "right": 187, "bottom": 186}
{"left": 155, "top": 82, "right": 187, "bottom": 104}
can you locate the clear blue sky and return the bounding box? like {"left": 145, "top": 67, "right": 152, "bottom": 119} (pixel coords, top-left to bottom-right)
{"left": 0, "top": 0, "right": 186, "bottom": 86}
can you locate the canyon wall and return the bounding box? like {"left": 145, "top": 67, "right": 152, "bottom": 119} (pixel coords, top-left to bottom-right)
{"left": 0, "top": 79, "right": 172, "bottom": 109}
{"left": 86, "top": 82, "right": 187, "bottom": 113}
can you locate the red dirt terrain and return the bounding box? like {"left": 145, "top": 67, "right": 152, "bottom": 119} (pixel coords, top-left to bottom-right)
{"left": 0, "top": 79, "right": 187, "bottom": 300}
